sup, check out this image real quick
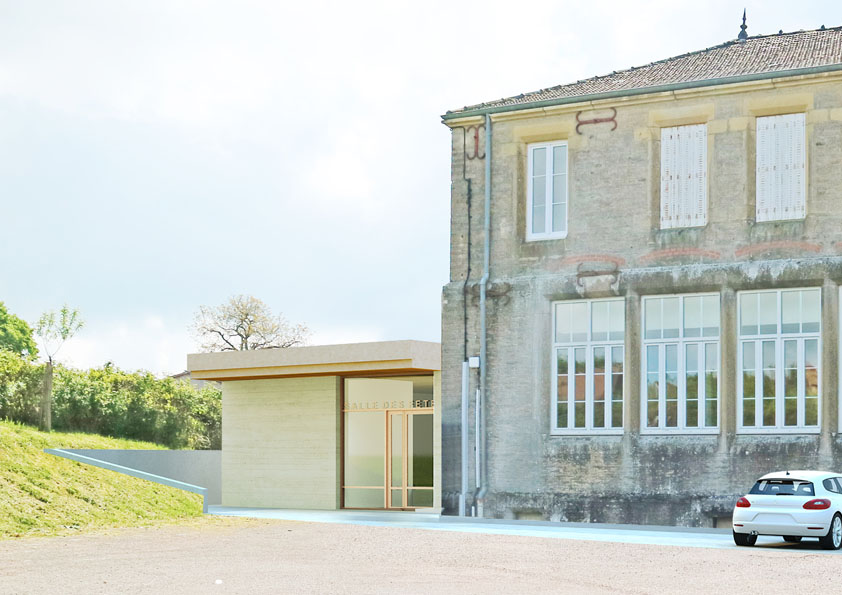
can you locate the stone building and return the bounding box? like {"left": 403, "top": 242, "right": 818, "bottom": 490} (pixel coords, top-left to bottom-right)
{"left": 440, "top": 26, "right": 842, "bottom": 526}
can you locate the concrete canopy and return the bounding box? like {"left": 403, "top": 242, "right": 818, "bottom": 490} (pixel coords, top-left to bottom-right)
{"left": 187, "top": 340, "right": 441, "bottom": 381}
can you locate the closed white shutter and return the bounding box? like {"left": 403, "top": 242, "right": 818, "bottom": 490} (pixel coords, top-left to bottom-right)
{"left": 661, "top": 124, "right": 707, "bottom": 229}
{"left": 756, "top": 113, "right": 806, "bottom": 222}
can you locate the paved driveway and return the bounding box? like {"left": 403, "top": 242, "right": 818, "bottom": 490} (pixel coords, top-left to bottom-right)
{"left": 2, "top": 515, "right": 841, "bottom": 594}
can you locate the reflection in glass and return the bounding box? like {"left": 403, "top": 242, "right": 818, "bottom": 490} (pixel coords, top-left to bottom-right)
{"left": 684, "top": 296, "right": 702, "bottom": 337}
{"left": 552, "top": 145, "right": 566, "bottom": 174}
{"left": 646, "top": 345, "right": 659, "bottom": 427}
{"left": 611, "top": 346, "right": 623, "bottom": 428}
{"left": 783, "top": 339, "right": 797, "bottom": 426}
{"left": 781, "top": 291, "right": 800, "bottom": 334}
{"left": 552, "top": 201, "right": 566, "bottom": 234}
{"left": 592, "top": 302, "right": 609, "bottom": 341}
{"left": 645, "top": 299, "right": 661, "bottom": 340}
{"left": 391, "top": 414, "right": 402, "bottom": 487}
{"left": 556, "top": 304, "right": 571, "bottom": 343}
{"left": 408, "top": 489, "right": 434, "bottom": 508}
{"left": 609, "top": 300, "right": 625, "bottom": 341}
{"left": 759, "top": 292, "right": 777, "bottom": 335}
{"left": 802, "top": 290, "right": 820, "bottom": 333}
{"left": 344, "top": 488, "right": 384, "bottom": 508}
{"left": 571, "top": 303, "right": 588, "bottom": 342}
{"left": 702, "top": 295, "right": 720, "bottom": 337}
{"left": 685, "top": 344, "right": 698, "bottom": 427}
{"left": 409, "top": 414, "right": 433, "bottom": 488}
{"left": 705, "top": 343, "right": 718, "bottom": 427}
{"left": 740, "top": 293, "right": 758, "bottom": 335}
{"left": 663, "top": 298, "right": 680, "bottom": 339}
{"left": 742, "top": 342, "right": 756, "bottom": 427}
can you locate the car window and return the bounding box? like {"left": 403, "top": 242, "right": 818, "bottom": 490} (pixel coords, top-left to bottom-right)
{"left": 835, "top": 478, "right": 842, "bottom": 493}
{"left": 750, "top": 479, "right": 814, "bottom": 496}
{"left": 823, "top": 479, "right": 838, "bottom": 493}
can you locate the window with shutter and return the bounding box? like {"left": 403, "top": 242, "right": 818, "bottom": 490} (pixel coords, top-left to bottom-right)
{"left": 756, "top": 113, "right": 806, "bottom": 222}
{"left": 660, "top": 124, "right": 707, "bottom": 229}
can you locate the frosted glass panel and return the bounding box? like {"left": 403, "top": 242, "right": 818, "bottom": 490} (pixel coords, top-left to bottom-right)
{"left": 344, "top": 411, "right": 385, "bottom": 486}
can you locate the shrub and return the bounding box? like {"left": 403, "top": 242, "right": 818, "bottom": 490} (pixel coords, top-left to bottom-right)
{"left": 0, "top": 353, "right": 221, "bottom": 449}
{"left": 0, "top": 350, "right": 43, "bottom": 426}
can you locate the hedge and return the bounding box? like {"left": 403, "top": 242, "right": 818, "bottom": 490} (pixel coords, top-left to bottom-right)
{"left": 0, "top": 351, "right": 221, "bottom": 449}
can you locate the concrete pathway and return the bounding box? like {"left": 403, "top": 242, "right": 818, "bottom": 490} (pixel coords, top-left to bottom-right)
{"left": 208, "top": 506, "right": 834, "bottom": 552}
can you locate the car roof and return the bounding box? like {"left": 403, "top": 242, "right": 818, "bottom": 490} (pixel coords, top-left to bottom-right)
{"left": 759, "top": 470, "right": 839, "bottom": 481}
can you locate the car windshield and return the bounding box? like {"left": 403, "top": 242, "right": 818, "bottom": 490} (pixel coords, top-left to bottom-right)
{"left": 749, "top": 479, "right": 814, "bottom": 496}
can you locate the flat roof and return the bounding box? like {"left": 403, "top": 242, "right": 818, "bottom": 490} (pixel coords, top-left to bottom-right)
{"left": 187, "top": 340, "right": 441, "bottom": 381}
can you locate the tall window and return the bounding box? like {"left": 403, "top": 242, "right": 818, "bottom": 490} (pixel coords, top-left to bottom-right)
{"left": 756, "top": 113, "right": 806, "bottom": 222}
{"left": 527, "top": 141, "right": 568, "bottom": 241}
{"left": 660, "top": 124, "right": 707, "bottom": 229}
{"left": 642, "top": 294, "right": 720, "bottom": 432}
{"left": 738, "top": 288, "right": 820, "bottom": 432}
{"left": 553, "top": 299, "right": 624, "bottom": 433}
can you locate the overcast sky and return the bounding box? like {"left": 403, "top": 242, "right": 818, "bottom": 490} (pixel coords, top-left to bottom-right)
{"left": 1, "top": 1, "right": 838, "bottom": 374}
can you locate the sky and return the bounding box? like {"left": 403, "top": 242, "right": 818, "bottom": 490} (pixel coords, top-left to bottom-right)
{"left": 1, "top": 1, "right": 839, "bottom": 375}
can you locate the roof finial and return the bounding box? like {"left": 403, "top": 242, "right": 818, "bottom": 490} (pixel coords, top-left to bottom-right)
{"left": 738, "top": 9, "right": 748, "bottom": 42}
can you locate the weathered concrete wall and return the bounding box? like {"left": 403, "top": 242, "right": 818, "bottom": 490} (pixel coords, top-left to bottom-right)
{"left": 62, "top": 449, "right": 221, "bottom": 505}
{"left": 222, "top": 376, "right": 341, "bottom": 509}
{"left": 442, "top": 74, "right": 842, "bottom": 526}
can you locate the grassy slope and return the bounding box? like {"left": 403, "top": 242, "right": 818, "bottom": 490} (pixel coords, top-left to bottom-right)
{"left": 0, "top": 420, "right": 203, "bottom": 538}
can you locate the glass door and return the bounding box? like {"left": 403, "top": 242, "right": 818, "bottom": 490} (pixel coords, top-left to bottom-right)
{"left": 387, "top": 411, "right": 434, "bottom": 509}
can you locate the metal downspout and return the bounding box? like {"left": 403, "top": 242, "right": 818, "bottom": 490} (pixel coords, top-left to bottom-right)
{"left": 459, "top": 361, "right": 469, "bottom": 516}
{"left": 476, "top": 113, "right": 491, "bottom": 513}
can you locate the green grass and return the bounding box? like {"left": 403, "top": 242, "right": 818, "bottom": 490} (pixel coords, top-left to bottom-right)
{"left": 0, "top": 420, "right": 203, "bottom": 539}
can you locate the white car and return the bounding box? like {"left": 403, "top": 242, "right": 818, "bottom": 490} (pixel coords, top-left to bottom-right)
{"left": 732, "top": 470, "right": 842, "bottom": 549}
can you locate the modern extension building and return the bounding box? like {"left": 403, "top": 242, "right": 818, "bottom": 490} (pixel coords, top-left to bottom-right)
{"left": 440, "top": 25, "right": 842, "bottom": 526}
{"left": 187, "top": 341, "right": 442, "bottom": 511}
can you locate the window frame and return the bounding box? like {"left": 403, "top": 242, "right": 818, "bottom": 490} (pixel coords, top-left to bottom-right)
{"left": 550, "top": 298, "right": 624, "bottom": 436}
{"left": 737, "top": 288, "right": 822, "bottom": 435}
{"left": 526, "top": 140, "right": 569, "bottom": 242}
{"left": 639, "top": 293, "right": 721, "bottom": 435}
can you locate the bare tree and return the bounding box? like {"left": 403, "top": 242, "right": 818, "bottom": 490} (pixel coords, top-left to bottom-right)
{"left": 34, "top": 305, "right": 84, "bottom": 432}
{"left": 191, "top": 295, "right": 310, "bottom": 352}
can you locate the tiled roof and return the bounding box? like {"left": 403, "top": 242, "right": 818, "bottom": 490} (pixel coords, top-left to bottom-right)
{"left": 445, "top": 27, "right": 842, "bottom": 118}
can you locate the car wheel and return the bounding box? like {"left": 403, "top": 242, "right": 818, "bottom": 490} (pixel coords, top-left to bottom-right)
{"left": 733, "top": 531, "right": 757, "bottom": 547}
{"left": 783, "top": 536, "right": 802, "bottom": 543}
{"left": 819, "top": 514, "right": 842, "bottom": 550}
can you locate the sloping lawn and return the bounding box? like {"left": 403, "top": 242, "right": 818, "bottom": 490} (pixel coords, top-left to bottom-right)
{"left": 0, "top": 420, "right": 203, "bottom": 538}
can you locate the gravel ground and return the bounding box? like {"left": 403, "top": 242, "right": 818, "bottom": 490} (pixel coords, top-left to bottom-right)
{"left": 1, "top": 517, "right": 841, "bottom": 594}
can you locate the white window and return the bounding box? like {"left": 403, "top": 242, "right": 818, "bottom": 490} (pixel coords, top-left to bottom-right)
{"left": 642, "top": 294, "right": 720, "bottom": 432}
{"left": 553, "top": 299, "right": 624, "bottom": 433}
{"left": 738, "top": 288, "right": 820, "bottom": 432}
{"left": 660, "top": 124, "right": 707, "bottom": 229}
{"left": 756, "top": 113, "right": 806, "bottom": 222}
{"left": 527, "top": 141, "right": 568, "bottom": 240}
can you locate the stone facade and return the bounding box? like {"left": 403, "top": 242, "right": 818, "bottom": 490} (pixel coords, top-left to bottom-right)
{"left": 441, "top": 72, "right": 842, "bottom": 526}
